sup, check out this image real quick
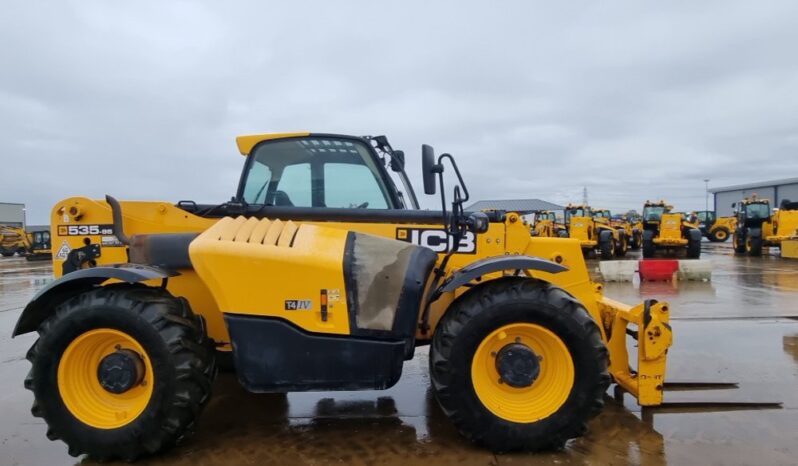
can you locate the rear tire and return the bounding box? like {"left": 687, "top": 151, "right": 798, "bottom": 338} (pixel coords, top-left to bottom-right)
{"left": 25, "top": 285, "right": 216, "bottom": 461}
{"left": 429, "top": 278, "right": 609, "bottom": 452}
{"left": 709, "top": 228, "right": 730, "bottom": 242}
{"left": 745, "top": 228, "right": 763, "bottom": 256}
{"left": 599, "top": 231, "right": 615, "bottom": 260}
{"left": 642, "top": 230, "right": 656, "bottom": 258}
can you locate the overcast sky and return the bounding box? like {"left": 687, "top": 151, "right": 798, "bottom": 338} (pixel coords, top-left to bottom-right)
{"left": 2, "top": 1, "right": 798, "bottom": 224}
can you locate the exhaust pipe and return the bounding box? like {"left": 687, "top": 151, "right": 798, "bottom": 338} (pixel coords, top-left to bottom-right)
{"left": 105, "top": 195, "right": 131, "bottom": 245}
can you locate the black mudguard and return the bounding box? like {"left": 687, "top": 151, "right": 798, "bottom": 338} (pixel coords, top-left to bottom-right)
{"left": 431, "top": 255, "right": 567, "bottom": 301}
{"left": 12, "top": 264, "right": 174, "bottom": 337}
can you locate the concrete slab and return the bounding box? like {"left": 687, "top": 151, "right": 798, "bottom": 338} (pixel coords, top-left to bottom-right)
{"left": 597, "top": 260, "right": 638, "bottom": 282}
{"left": 676, "top": 259, "right": 712, "bottom": 281}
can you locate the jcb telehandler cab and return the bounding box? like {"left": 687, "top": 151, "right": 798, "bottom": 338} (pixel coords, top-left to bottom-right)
{"left": 733, "top": 196, "right": 798, "bottom": 256}
{"left": 560, "top": 204, "right": 627, "bottom": 259}
{"left": 641, "top": 200, "right": 701, "bottom": 259}
{"left": 15, "top": 133, "right": 675, "bottom": 460}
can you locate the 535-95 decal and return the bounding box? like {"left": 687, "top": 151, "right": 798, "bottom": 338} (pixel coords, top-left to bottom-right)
{"left": 57, "top": 224, "right": 115, "bottom": 236}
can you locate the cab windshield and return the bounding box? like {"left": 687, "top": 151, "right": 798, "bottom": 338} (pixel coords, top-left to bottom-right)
{"left": 240, "top": 136, "right": 394, "bottom": 209}
{"left": 643, "top": 206, "right": 666, "bottom": 221}
{"left": 565, "top": 208, "right": 589, "bottom": 222}
{"left": 744, "top": 202, "right": 770, "bottom": 219}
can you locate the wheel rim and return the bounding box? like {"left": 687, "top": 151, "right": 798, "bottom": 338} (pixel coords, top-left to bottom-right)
{"left": 57, "top": 328, "right": 154, "bottom": 429}
{"left": 716, "top": 230, "right": 727, "bottom": 241}
{"left": 471, "top": 323, "right": 574, "bottom": 423}
{"left": 745, "top": 237, "right": 752, "bottom": 252}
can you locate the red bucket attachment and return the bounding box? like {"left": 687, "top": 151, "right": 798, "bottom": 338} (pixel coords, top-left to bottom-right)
{"left": 639, "top": 259, "right": 679, "bottom": 281}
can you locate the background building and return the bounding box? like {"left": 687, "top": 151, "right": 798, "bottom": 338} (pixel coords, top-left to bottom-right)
{"left": 0, "top": 202, "right": 25, "bottom": 227}
{"left": 710, "top": 178, "right": 798, "bottom": 216}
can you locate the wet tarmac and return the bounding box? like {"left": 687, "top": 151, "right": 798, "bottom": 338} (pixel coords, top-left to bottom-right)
{"left": 1, "top": 242, "right": 798, "bottom": 465}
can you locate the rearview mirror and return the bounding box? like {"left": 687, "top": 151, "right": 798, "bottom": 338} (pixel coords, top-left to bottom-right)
{"left": 390, "top": 150, "right": 405, "bottom": 172}
{"left": 422, "top": 144, "right": 437, "bottom": 195}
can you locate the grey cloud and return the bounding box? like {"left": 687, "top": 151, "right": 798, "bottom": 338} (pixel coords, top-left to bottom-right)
{"left": 2, "top": 1, "right": 798, "bottom": 223}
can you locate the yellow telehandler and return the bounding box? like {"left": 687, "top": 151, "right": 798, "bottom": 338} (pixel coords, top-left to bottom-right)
{"left": 16, "top": 133, "right": 681, "bottom": 460}
{"left": 732, "top": 196, "right": 798, "bottom": 256}
{"left": 695, "top": 211, "right": 736, "bottom": 242}
{"left": 530, "top": 210, "right": 563, "bottom": 238}
{"left": 1, "top": 225, "right": 28, "bottom": 257}
{"left": 594, "top": 208, "right": 641, "bottom": 251}
{"left": 560, "top": 204, "right": 627, "bottom": 259}
{"left": 641, "top": 200, "right": 702, "bottom": 259}
{"left": 0, "top": 226, "right": 52, "bottom": 260}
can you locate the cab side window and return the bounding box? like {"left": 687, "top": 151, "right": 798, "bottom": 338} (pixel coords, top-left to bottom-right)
{"left": 324, "top": 163, "right": 388, "bottom": 209}
{"left": 274, "top": 164, "right": 312, "bottom": 207}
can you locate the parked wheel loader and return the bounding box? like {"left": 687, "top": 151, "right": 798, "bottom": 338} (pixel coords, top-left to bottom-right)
{"left": 695, "top": 210, "right": 735, "bottom": 242}
{"left": 732, "top": 196, "right": 798, "bottom": 256}
{"left": 560, "top": 204, "right": 627, "bottom": 259}
{"left": 15, "top": 133, "right": 675, "bottom": 460}
{"left": 640, "top": 200, "right": 702, "bottom": 259}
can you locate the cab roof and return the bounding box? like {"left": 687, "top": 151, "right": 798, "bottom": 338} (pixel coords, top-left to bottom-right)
{"left": 235, "top": 132, "right": 312, "bottom": 156}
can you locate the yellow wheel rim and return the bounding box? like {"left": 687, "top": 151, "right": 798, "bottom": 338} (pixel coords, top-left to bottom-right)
{"left": 745, "top": 237, "right": 752, "bottom": 251}
{"left": 471, "top": 323, "right": 574, "bottom": 423}
{"left": 57, "top": 328, "right": 154, "bottom": 429}
{"left": 716, "top": 230, "right": 727, "bottom": 240}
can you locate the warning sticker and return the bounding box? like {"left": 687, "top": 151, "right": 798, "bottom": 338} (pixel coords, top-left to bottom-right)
{"left": 101, "top": 236, "right": 123, "bottom": 247}
{"left": 55, "top": 240, "right": 71, "bottom": 261}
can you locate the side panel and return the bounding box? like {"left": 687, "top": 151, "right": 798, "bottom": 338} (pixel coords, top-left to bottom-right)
{"left": 226, "top": 315, "right": 404, "bottom": 392}
{"left": 189, "top": 218, "right": 352, "bottom": 336}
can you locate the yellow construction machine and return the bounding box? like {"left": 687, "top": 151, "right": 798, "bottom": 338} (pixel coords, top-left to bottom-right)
{"left": 560, "top": 204, "right": 627, "bottom": 259}
{"left": 594, "top": 208, "right": 641, "bottom": 251}
{"left": 1, "top": 225, "right": 28, "bottom": 257}
{"left": 695, "top": 211, "right": 736, "bottom": 242}
{"left": 15, "top": 132, "right": 682, "bottom": 460}
{"left": 530, "top": 210, "right": 563, "bottom": 238}
{"left": 0, "top": 226, "right": 52, "bottom": 260}
{"left": 732, "top": 196, "right": 798, "bottom": 256}
{"left": 641, "top": 200, "right": 702, "bottom": 259}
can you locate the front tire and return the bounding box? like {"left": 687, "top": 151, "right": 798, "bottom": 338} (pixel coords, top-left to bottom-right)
{"left": 599, "top": 230, "right": 615, "bottom": 260}
{"left": 429, "top": 278, "right": 609, "bottom": 451}
{"left": 686, "top": 229, "right": 702, "bottom": 259}
{"left": 615, "top": 231, "right": 628, "bottom": 257}
{"left": 630, "top": 230, "right": 642, "bottom": 250}
{"left": 733, "top": 229, "right": 746, "bottom": 254}
{"left": 642, "top": 230, "right": 656, "bottom": 258}
{"left": 25, "top": 285, "right": 216, "bottom": 461}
